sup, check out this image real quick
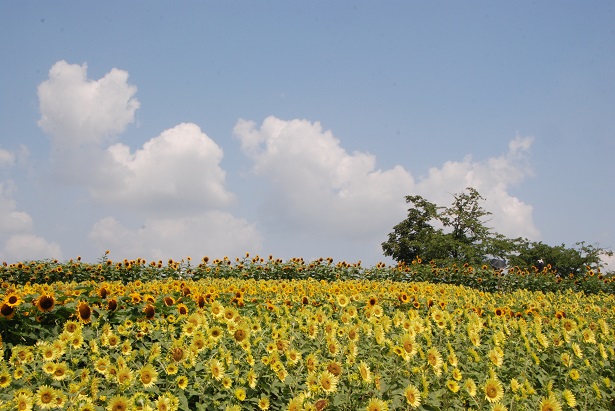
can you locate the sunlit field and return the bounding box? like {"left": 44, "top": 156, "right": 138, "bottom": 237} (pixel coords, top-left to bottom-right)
{"left": 1, "top": 255, "right": 614, "bottom": 410}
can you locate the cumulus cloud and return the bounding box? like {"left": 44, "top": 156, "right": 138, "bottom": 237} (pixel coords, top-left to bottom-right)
{"left": 36, "top": 61, "right": 260, "bottom": 260}
{"left": 96, "top": 123, "right": 235, "bottom": 215}
{"left": 415, "top": 135, "right": 539, "bottom": 239}
{"left": 1, "top": 234, "right": 62, "bottom": 262}
{"left": 89, "top": 213, "right": 262, "bottom": 262}
{"left": 38, "top": 61, "right": 139, "bottom": 146}
{"left": 234, "top": 116, "right": 415, "bottom": 238}
{"left": 0, "top": 148, "right": 15, "bottom": 168}
{"left": 236, "top": 116, "right": 539, "bottom": 247}
{"left": 0, "top": 151, "right": 62, "bottom": 262}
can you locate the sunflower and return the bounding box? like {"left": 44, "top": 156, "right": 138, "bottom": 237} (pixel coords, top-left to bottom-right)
{"left": 139, "top": 364, "right": 158, "bottom": 388}
{"left": 154, "top": 395, "right": 172, "bottom": 411}
{"left": 401, "top": 334, "right": 417, "bottom": 356}
{"left": 94, "top": 357, "right": 110, "bottom": 375}
{"left": 447, "top": 380, "right": 460, "bottom": 393}
{"left": 319, "top": 370, "right": 339, "bottom": 394}
{"left": 426, "top": 347, "right": 443, "bottom": 371}
{"left": 222, "top": 376, "right": 233, "bottom": 389}
{"left": 538, "top": 395, "right": 562, "bottom": 411}
{"left": 144, "top": 304, "right": 155, "bottom": 320}
{"left": 116, "top": 366, "right": 133, "bottom": 386}
{"left": 107, "top": 395, "right": 131, "bottom": 411}
{"left": 14, "top": 391, "right": 34, "bottom": 411}
{"left": 75, "top": 301, "right": 92, "bottom": 323}
{"left": 42, "top": 362, "right": 56, "bottom": 375}
{"left": 491, "top": 403, "right": 508, "bottom": 411}
{"left": 452, "top": 368, "right": 463, "bottom": 381}
{"left": 13, "top": 365, "right": 25, "bottom": 380}
{"left": 0, "top": 369, "right": 11, "bottom": 388}
{"left": 561, "top": 389, "right": 576, "bottom": 407}
{"left": 488, "top": 347, "right": 504, "bottom": 367}
{"left": 358, "top": 361, "right": 372, "bottom": 383}
{"left": 404, "top": 384, "right": 421, "bottom": 408}
{"left": 35, "top": 294, "right": 55, "bottom": 312}
{"left": 0, "top": 302, "right": 15, "bottom": 319}
{"left": 366, "top": 397, "right": 388, "bottom": 411}
{"left": 79, "top": 402, "right": 96, "bottom": 411}
{"left": 569, "top": 369, "right": 580, "bottom": 380}
{"left": 176, "top": 375, "right": 189, "bottom": 390}
{"left": 464, "top": 378, "right": 477, "bottom": 397}
{"left": 3, "top": 292, "right": 22, "bottom": 307}
{"left": 484, "top": 377, "right": 504, "bottom": 403}
{"left": 177, "top": 303, "right": 189, "bottom": 316}
{"left": 326, "top": 361, "right": 342, "bottom": 376}
{"left": 35, "top": 385, "right": 57, "bottom": 410}
{"left": 39, "top": 342, "right": 57, "bottom": 361}
{"left": 52, "top": 361, "right": 69, "bottom": 381}
{"left": 234, "top": 388, "right": 246, "bottom": 401}
{"left": 209, "top": 326, "right": 224, "bottom": 342}
{"left": 233, "top": 328, "right": 248, "bottom": 343}
{"left": 210, "top": 358, "right": 225, "bottom": 381}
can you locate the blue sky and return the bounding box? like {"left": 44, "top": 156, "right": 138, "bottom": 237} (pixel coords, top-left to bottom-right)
{"left": 1, "top": 1, "right": 614, "bottom": 269}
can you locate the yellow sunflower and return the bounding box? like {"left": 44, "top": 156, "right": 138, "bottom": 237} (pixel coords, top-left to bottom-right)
{"left": 426, "top": 347, "right": 443, "bottom": 370}
{"left": 404, "top": 384, "right": 421, "bottom": 408}
{"left": 358, "top": 361, "right": 372, "bottom": 383}
{"left": 76, "top": 301, "right": 92, "bottom": 323}
{"left": 107, "top": 395, "right": 131, "bottom": 411}
{"left": 319, "top": 370, "right": 339, "bottom": 394}
{"left": 210, "top": 358, "right": 225, "bottom": 381}
{"left": 139, "top": 364, "right": 158, "bottom": 388}
{"left": 484, "top": 377, "right": 504, "bottom": 403}
{"left": 52, "top": 361, "right": 69, "bottom": 381}
{"left": 257, "top": 396, "right": 270, "bottom": 410}
{"left": 34, "top": 385, "right": 57, "bottom": 410}
{"left": 366, "top": 397, "right": 388, "bottom": 411}
{"left": 3, "top": 292, "right": 22, "bottom": 307}
{"left": 176, "top": 375, "right": 189, "bottom": 390}
{"left": 0, "top": 302, "right": 16, "bottom": 319}
{"left": 35, "top": 294, "right": 55, "bottom": 313}
{"left": 538, "top": 395, "right": 562, "bottom": 411}
{"left": 0, "top": 370, "right": 11, "bottom": 388}
{"left": 14, "top": 391, "right": 34, "bottom": 411}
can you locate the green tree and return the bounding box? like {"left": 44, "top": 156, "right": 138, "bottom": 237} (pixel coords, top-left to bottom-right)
{"left": 382, "top": 187, "right": 511, "bottom": 265}
{"left": 507, "top": 240, "right": 612, "bottom": 276}
{"left": 381, "top": 195, "right": 444, "bottom": 264}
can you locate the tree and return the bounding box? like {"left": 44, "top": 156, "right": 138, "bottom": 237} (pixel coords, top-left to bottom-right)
{"left": 507, "top": 240, "right": 612, "bottom": 276}
{"left": 382, "top": 187, "right": 508, "bottom": 265}
{"left": 381, "top": 195, "right": 444, "bottom": 264}
{"left": 383, "top": 187, "right": 614, "bottom": 274}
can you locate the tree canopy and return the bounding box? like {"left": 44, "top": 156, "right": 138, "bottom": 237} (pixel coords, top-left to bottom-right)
{"left": 382, "top": 187, "right": 613, "bottom": 275}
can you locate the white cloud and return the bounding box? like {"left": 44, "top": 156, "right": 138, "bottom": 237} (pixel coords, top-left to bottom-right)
{"left": 0, "top": 181, "right": 33, "bottom": 234}
{"left": 38, "top": 61, "right": 139, "bottom": 146}
{"left": 234, "top": 116, "right": 415, "bottom": 238}
{"left": 415, "top": 135, "right": 539, "bottom": 240}
{"left": 0, "top": 151, "right": 62, "bottom": 262}
{"left": 1, "top": 234, "right": 62, "bottom": 262}
{"left": 236, "top": 116, "right": 539, "bottom": 249}
{"left": 601, "top": 253, "right": 615, "bottom": 274}
{"left": 36, "top": 61, "right": 255, "bottom": 260}
{"left": 0, "top": 148, "right": 15, "bottom": 168}
{"left": 96, "top": 123, "right": 235, "bottom": 215}
{"left": 89, "top": 213, "right": 262, "bottom": 262}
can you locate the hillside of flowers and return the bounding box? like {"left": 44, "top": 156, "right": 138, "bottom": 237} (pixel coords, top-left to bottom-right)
{"left": 1, "top": 254, "right": 614, "bottom": 410}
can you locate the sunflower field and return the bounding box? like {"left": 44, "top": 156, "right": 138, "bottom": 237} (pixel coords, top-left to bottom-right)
{"left": 0, "top": 254, "right": 614, "bottom": 411}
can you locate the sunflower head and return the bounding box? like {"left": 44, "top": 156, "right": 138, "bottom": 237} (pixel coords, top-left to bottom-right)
{"left": 36, "top": 294, "right": 55, "bottom": 313}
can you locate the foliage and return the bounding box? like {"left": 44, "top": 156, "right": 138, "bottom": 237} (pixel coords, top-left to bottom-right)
{"left": 1, "top": 264, "right": 614, "bottom": 410}
{"left": 508, "top": 240, "right": 613, "bottom": 277}
{"left": 382, "top": 187, "right": 613, "bottom": 275}
{"left": 382, "top": 188, "right": 510, "bottom": 266}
